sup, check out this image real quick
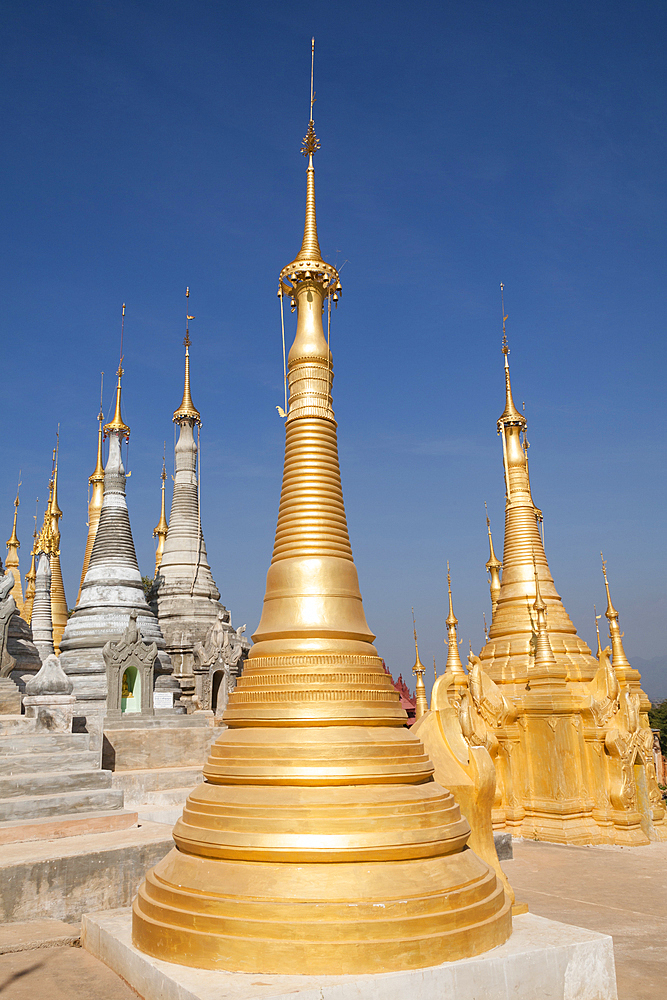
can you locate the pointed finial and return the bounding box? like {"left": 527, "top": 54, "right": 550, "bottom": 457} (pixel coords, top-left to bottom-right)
{"left": 594, "top": 605, "right": 603, "bottom": 659}
{"left": 50, "top": 426, "right": 63, "bottom": 521}
{"left": 104, "top": 305, "right": 131, "bottom": 439}
{"left": 7, "top": 472, "right": 21, "bottom": 549}
{"left": 497, "top": 285, "right": 526, "bottom": 430}
{"left": 174, "top": 287, "right": 201, "bottom": 424}
{"left": 483, "top": 612, "right": 488, "bottom": 641}
{"left": 532, "top": 551, "right": 545, "bottom": 613}
{"left": 600, "top": 553, "right": 631, "bottom": 669}
{"left": 411, "top": 608, "right": 428, "bottom": 719}
{"left": 484, "top": 502, "right": 502, "bottom": 612}
{"left": 433, "top": 655, "right": 437, "bottom": 682}
{"left": 444, "top": 564, "right": 466, "bottom": 679}
{"left": 530, "top": 549, "right": 563, "bottom": 679}
{"left": 91, "top": 373, "right": 106, "bottom": 482}
{"left": 153, "top": 443, "right": 169, "bottom": 574}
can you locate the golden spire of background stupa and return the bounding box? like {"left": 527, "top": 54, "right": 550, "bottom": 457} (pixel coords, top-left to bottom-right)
{"left": 482, "top": 287, "right": 582, "bottom": 662}
{"left": 497, "top": 285, "right": 526, "bottom": 433}
{"left": 104, "top": 305, "right": 130, "bottom": 440}
{"left": 153, "top": 447, "right": 169, "bottom": 574}
{"left": 23, "top": 501, "right": 38, "bottom": 623}
{"left": 173, "top": 290, "right": 201, "bottom": 424}
{"left": 47, "top": 431, "right": 68, "bottom": 653}
{"left": 444, "top": 561, "right": 466, "bottom": 683}
{"left": 484, "top": 502, "right": 502, "bottom": 612}
{"left": 5, "top": 473, "right": 24, "bottom": 612}
{"left": 132, "top": 44, "right": 511, "bottom": 971}
{"left": 594, "top": 605, "right": 603, "bottom": 659}
{"left": 600, "top": 553, "right": 645, "bottom": 699}
{"left": 411, "top": 608, "right": 429, "bottom": 720}
{"left": 530, "top": 553, "right": 566, "bottom": 684}
{"left": 77, "top": 375, "right": 106, "bottom": 603}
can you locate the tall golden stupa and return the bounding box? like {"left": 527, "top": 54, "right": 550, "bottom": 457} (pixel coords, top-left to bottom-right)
{"left": 132, "top": 54, "right": 511, "bottom": 974}
{"left": 476, "top": 306, "right": 666, "bottom": 845}
{"left": 77, "top": 403, "right": 106, "bottom": 604}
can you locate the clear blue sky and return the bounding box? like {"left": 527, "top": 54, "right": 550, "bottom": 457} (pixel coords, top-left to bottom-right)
{"left": 2, "top": 1, "right": 665, "bottom": 697}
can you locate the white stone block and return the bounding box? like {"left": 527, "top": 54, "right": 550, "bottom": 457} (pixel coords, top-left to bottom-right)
{"left": 82, "top": 907, "right": 617, "bottom": 1000}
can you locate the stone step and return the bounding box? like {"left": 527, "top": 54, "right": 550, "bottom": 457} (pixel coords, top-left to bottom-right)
{"left": 136, "top": 805, "right": 183, "bottom": 825}
{"left": 0, "top": 749, "right": 100, "bottom": 775}
{"left": 111, "top": 765, "right": 203, "bottom": 798}
{"left": 0, "top": 808, "right": 138, "bottom": 846}
{"left": 0, "top": 786, "right": 124, "bottom": 822}
{"left": 0, "top": 733, "right": 91, "bottom": 754}
{"left": 0, "top": 716, "right": 37, "bottom": 735}
{"left": 0, "top": 769, "right": 112, "bottom": 800}
{"left": 1, "top": 820, "right": 173, "bottom": 922}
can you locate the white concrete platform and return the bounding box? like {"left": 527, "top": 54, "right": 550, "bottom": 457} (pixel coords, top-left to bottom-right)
{"left": 82, "top": 907, "right": 617, "bottom": 1000}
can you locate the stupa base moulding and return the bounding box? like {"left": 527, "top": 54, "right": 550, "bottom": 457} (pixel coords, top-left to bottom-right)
{"left": 82, "top": 908, "right": 617, "bottom": 1000}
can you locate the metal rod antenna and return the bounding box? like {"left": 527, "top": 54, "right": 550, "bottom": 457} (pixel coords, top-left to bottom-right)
{"left": 310, "top": 37, "right": 315, "bottom": 120}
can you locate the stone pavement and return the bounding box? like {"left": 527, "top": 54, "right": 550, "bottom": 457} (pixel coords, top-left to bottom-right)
{"left": 502, "top": 838, "right": 667, "bottom": 1000}
{"left": 0, "top": 838, "right": 664, "bottom": 999}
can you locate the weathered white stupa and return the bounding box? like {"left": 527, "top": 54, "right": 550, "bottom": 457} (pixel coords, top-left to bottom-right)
{"left": 150, "top": 323, "right": 247, "bottom": 712}
{"left": 59, "top": 362, "right": 172, "bottom": 746}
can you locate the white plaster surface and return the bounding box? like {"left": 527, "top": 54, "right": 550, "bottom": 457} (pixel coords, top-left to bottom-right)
{"left": 82, "top": 908, "right": 617, "bottom": 1000}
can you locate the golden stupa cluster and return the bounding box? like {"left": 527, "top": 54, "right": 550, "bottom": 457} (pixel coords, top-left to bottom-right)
{"left": 5, "top": 42, "right": 664, "bottom": 977}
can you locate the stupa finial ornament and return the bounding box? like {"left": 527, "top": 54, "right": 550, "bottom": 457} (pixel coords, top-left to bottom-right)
{"left": 601, "top": 553, "right": 632, "bottom": 671}
{"left": 411, "top": 607, "right": 429, "bottom": 720}
{"left": 104, "top": 305, "right": 130, "bottom": 440}
{"left": 173, "top": 289, "right": 201, "bottom": 424}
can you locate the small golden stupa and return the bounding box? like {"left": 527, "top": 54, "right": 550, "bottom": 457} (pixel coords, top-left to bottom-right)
{"left": 132, "top": 50, "right": 511, "bottom": 974}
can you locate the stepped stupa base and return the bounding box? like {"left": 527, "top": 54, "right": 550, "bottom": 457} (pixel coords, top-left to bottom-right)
{"left": 83, "top": 907, "right": 617, "bottom": 1000}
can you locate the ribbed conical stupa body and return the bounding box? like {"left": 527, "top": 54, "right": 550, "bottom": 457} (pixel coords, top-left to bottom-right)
{"left": 133, "top": 114, "right": 510, "bottom": 974}
{"left": 151, "top": 340, "right": 243, "bottom": 711}
{"left": 31, "top": 552, "right": 55, "bottom": 661}
{"left": 59, "top": 376, "right": 170, "bottom": 748}
{"left": 476, "top": 340, "right": 666, "bottom": 846}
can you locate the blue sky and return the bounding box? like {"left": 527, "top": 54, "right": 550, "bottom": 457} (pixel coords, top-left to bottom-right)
{"left": 1, "top": 1, "right": 665, "bottom": 698}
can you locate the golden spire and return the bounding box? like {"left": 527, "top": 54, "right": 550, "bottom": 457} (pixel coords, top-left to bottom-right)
{"left": 173, "top": 289, "right": 201, "bottom": 424}
{"left": 153, "top": 448, "right": 169, "bottom": 574}
{"left": 530, "top": 553, "right": 566, "bottom": 684}
{"left": 594, "top": 605, "right": 603, "bottom": 659}
{"left": 484, "top": 501, "right": 502, "bottom": 612}
{"left": 46, "top": 431, "right": 67, "bottom": 653}
{"left": 444, "top": 561, "right": 466, "bottom": 681}
{"left": 497, "top": 285, "right": 526, "bottom": 432}
{"left": 23, "top": 501, "right": 38, "bottom": 622}
{"left": 5, "top": 473, "right": 23, "bottom": 611}
{"left": 77, "top": 379, "right": 107, "bottom": 603}
{"left": 50, "top": 429, "right": 63, "bottom": 521}
{"left": 104, "top": 305, "right": 130, "bottom": 439}
{"left": 601, "top": 553, "right": 632, "bottom": 671}
{"left": 411, "top": 608, "right": 429, "bottom": 720}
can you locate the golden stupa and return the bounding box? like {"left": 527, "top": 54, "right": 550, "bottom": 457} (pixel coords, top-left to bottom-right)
{"left": 476, "top": 307, "right": 666, "bottom": 845}
{"left": 132, "top": 61, "right": 511, "bottom": 974}
{"left": 5, "top": 479, "right": 24, "bottom": 613}
{"left": 77, "top": 402, "right": 106, "bottom": 604}
{"left": 23, "top": 522, "right": 38, "bottom": 624}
